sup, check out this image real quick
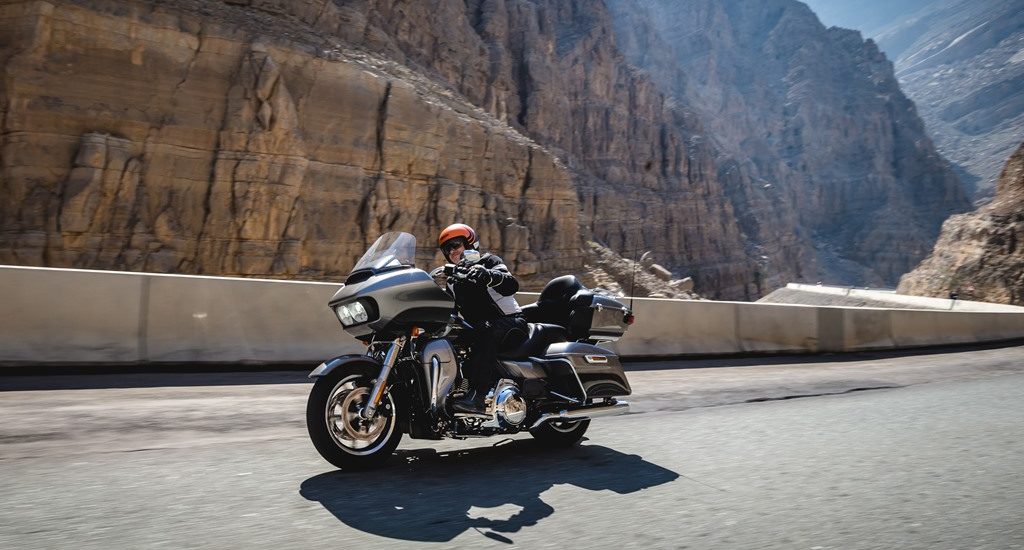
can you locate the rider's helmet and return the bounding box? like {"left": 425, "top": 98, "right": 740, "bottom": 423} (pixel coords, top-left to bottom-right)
{"left": 438, "top": 223, "right": 479, "bottom": 261}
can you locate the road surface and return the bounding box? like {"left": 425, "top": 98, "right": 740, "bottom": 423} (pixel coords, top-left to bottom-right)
{"left": 2, "top": 343, "right": 1023, "bottom": 548}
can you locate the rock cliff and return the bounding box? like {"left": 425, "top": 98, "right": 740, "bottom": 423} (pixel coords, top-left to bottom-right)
{"left": 0, "top": 0, "right": 973, "bottom": 299}
{"left": 898, "top": 142, "right": 1024, "bottom": 304}
{"left": 0, "top": 0, "right": 760, "bottom": 297}
{"left": 0, "top": 0, "right": 586, "bottom": 287}
{"left": 271, "top": 0, "right": 761, "bottom": 297}
{"left": 802, "top": 0, "right": 1024, "bottom": 201}
{"left": 607, "top": 0, "right": 971, "bottom": 286}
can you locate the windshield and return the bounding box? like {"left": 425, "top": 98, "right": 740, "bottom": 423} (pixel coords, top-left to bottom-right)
{"left": 352, "top": 232, "right": 417, "bottom": 273}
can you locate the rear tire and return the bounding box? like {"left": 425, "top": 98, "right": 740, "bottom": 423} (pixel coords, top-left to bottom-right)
{"left": 529, "top": 419, "right": 590, "bottom": 448}
{"left": 306, "top": 369, "right": 402, "bottom": 471}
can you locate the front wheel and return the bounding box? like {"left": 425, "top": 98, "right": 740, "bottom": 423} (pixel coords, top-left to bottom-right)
{"left": 306, "top": 370, "right": 402, "bottom": 470}
{"left": 529, "top": 419, "right": 590, "bottom": 448}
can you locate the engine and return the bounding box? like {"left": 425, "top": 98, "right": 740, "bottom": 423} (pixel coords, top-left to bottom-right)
{"left": 493, "top": 380, "right": 528, "bottom": 426}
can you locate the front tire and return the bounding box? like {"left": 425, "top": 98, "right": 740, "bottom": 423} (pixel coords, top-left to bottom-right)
{"left": 529, "top": 419, "right": 590, "bottom": 448}
{"left": 306, "top": 370, "right": 402, "bottom": 470}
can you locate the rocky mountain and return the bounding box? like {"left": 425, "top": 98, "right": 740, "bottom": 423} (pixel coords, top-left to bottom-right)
{"left": 898, "top": 142, "right": 1024, "bottom": 304}
{"left": 608, "top": 0, "right": 970, "bottom": 285}
{"left": 333, "top": 0, "right": 760, "bottom": 297}
{"left": 878, "top": 0, "right": 1024, "bottom": 200}
{"left": 0, "top": 0, "right": 767, "bottom": 298}
{"left": 804, "top": 0, "right": 1024, "bottom": 200}
{"left": 0, "top": 0, "right": 971, "bottom": 298}
{"left": 0, "top": 0, "right": 596, "bottom": 288}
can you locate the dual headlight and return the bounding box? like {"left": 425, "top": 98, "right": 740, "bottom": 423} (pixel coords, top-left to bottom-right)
{"left": 334, "top": 301, "right": 370, "bottom": 327}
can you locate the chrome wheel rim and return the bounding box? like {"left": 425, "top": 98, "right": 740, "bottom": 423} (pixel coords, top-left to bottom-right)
{"left": 325, "top": 376, "right": 395, "bottom": 456}
{"left": 548, "top": 420, "right": 582, "bottom": 433}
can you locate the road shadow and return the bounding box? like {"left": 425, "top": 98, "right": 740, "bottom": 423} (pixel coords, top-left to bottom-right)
{"left": 0, "top": 367, "right": 312, "bottom": 391}
{"left": 299, "top": 440, "right": 679, "bottom": 543}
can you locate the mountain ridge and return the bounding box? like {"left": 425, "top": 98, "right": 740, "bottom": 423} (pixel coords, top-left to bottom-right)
{"left": 0, "top": 0, "right": 973, "bottom": 298}
{"left": 804, "top": 0, "right": 1024, "bottom": 198}
{"left": 609, "top": 0, "right": 969, "bottom": 286}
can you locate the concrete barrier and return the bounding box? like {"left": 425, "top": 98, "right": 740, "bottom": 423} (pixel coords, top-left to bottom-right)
{"left": 144, "top": 274, "right": 351, "bottom": 362}
{"left": 0, "top": 267, "right": 145, "bottom": 362}
{"left": 609, "top": 299, "right": 739, "bottom": 356}
{"left": 889, "top": 310, "right": 1024, "bottom": 348}
{"left": 785, "top": 283, "right": 1024, "bottom": 312}
{"left": 2, "top": 265, "right": 1023, "bottom": 364}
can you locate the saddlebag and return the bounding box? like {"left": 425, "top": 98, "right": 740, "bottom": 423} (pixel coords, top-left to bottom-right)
{"left": 545, "top": 342, "right": 631, "bottom": 398}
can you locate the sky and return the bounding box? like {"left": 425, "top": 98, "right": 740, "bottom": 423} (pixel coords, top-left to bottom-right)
{"left": 798, "top": 0, "right": 938, "bottom": 36}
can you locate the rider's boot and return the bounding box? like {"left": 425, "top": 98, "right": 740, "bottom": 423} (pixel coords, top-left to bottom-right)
{"left": 451, "top": 388, "right": 488, "bottom": 415}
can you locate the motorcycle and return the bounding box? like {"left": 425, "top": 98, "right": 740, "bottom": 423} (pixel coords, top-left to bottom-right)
{"left": 306, "top": 231, "right": 635, "bottom": 470}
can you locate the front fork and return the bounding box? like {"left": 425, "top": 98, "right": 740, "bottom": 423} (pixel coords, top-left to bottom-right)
{"left": 361, "top": 337, "right": 404, "bottom": 420}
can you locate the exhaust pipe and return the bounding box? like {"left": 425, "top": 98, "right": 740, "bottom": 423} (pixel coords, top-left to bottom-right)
{"left": 530, "top": 400, "right": 630, "bottom": 429}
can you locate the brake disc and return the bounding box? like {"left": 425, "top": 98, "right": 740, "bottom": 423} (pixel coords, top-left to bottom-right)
{"left": 339, "top": 387, "right": 387, "bottom": 441}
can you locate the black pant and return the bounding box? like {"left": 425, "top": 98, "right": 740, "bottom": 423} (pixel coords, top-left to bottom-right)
{"left": 464, "top": 315, "right": 529, "bottom": 393}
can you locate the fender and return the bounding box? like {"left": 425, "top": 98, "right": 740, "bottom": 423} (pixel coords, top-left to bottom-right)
{"left": 308, "top": 354, "right": 382, "bottom": 378}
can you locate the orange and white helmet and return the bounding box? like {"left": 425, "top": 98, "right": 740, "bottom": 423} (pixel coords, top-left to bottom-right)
{"left": 438, "top": 223, "right": 479, "bottom": 256}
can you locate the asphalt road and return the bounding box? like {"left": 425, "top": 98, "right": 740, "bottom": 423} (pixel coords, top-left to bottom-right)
{"left": 2, "top": 343, "right": 1023, "bottom": 549}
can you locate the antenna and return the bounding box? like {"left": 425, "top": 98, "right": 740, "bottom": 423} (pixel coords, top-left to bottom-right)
{"left": 591, "top": 216, "right": 643, "bottom": 315}
{"left": 629, "top": 224, "right": 647, "bottom": 312}
{"left": 629, "top": 246, "right": 637, "bottom": 311}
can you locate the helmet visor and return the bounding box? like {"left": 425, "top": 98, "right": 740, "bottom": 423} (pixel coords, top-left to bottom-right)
{"left": 441, "top": 238, "right": 467, "bottom": 254}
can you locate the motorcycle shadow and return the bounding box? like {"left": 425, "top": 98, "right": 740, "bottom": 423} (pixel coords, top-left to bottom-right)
{"left": 299, "top": 440, "right": 680, "bottom": 543}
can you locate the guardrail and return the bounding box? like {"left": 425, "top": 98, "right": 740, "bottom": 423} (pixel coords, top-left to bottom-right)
{"left": 2, "top": 265, "right": 1023, "bottom": 364}
{"left": 784, "top": 283, "right": 1024, "bottom": 312}
{"left": 614, "top": 296, "right": 1024, "bottom": 356}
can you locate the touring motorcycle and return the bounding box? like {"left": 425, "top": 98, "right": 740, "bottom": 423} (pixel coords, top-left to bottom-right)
{"left": 306, "top": 232, "right": 635, "bottom": 470}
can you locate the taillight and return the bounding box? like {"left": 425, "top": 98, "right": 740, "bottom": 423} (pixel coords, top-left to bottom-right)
{"left": 624, "top": 313, "right": 635, "bottom": 325}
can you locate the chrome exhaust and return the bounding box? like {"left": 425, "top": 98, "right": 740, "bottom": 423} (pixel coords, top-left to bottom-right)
{"left": 530, "top": 400, "right": 630, "bottom": 429}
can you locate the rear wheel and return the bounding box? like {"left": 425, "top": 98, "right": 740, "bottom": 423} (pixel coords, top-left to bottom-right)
{"left": 529, "top": 419, "right": 590, "bottom": 448}
{"left": 306, "top": 370, "right": 402, "bottom": 470}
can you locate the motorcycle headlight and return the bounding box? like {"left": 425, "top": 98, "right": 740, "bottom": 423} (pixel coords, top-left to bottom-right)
{"left": 349, "top": 301, "right": 368, "bottom": 323}
{"left": 335, "top": 304, "right": 355, "bottom": 326}
{"left": 334, "top": 300, "right": 372, "bottom": 327}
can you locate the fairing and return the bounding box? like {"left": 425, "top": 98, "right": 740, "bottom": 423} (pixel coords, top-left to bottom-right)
{"left": 329, "top": 268, "right": 454, "bottom": 339}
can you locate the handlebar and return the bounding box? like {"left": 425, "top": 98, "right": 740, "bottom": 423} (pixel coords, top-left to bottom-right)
{"left": 442, "top": 263, "right": 473, "bottom": 281}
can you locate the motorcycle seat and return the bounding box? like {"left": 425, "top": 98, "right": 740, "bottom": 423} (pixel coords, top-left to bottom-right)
{"left": 497, "top": 323, "right": 569, "bottom": 360}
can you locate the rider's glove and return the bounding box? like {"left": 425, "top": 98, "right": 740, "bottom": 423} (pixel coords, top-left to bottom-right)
{"left": 429, "top": 266, "right": 447, "bottom": 287}
{"left": 450, "top": 264, "right": 475, "bottom": 282}
{"left": 464, "top": 264, "right": 493, "bottom": 286}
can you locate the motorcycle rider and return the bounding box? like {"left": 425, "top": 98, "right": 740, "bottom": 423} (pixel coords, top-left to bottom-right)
{"left": 435, "top": 223, "right": 528, "bottom": 415}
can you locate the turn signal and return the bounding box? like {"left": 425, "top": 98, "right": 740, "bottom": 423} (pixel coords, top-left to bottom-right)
{"left": 411, "top": 326, "right": 424, "bottom": 337}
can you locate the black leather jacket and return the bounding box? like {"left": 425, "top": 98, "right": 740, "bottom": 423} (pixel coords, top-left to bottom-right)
{"left": 443, "top": 253, "right": 522, "bottom": 327}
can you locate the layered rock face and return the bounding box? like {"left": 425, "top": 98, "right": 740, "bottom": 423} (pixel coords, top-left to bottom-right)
{"left": 0, "top": 0, "right": 587, "bottom": 287}
{"left": 607, "top": 0, "right": 971, "bottom": 286}
{"left": 898, "top": 143, "right": 1024, "bottom": 304}
{"left": 0, "top": 0, "right": 973, "bottom": 299}
{"left": 0, "top": 0, "right": 762, "bottom": 297}
{"left": 280, "top": 0, "right": 761, "bottom": 297}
